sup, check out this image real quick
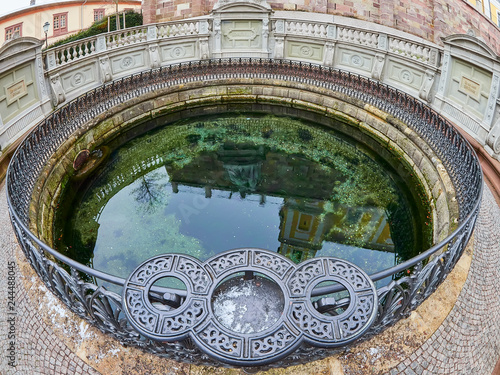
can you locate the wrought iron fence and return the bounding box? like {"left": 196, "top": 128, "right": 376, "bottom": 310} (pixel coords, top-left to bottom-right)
{"left": 6, "top": 58, "right": 482, "bottom": 368}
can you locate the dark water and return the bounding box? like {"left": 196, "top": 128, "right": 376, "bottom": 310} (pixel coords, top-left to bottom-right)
{"left": 54, "top": 113, "right": 432, "bottom": 280}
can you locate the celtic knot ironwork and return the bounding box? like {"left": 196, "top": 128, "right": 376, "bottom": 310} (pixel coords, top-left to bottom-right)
{"left": 122, "top": 250, "right": 377, "bottom": 365}
{"left": 288, "top": 259, "right": 324, "bottom": 296}
{"left": 250, "top": 326, "right": 298, "bottom": 358}
{"left": 176, "top": 256, "right": 211, "bottom": 293}
{"left": 208, "top": 250, "right": 247, "bottom": 276}
{"left": 252, "top": 250, "right": 293, "bottom": 277}
{"left": 123, "top": 254, "right": 210, "bottom": 341}
{"left": 197, "top": 321, "right": 244, "bottom": 357}
{"left": 130, "top": 256, "right": 174, "bottom": 284}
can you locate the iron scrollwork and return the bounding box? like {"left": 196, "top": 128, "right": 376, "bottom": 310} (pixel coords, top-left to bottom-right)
{"left": 122, "top": 251, "right": 378, "bottom": 366}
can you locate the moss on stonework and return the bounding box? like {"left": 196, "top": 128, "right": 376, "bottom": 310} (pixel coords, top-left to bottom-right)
{"left": 51, "top": 112, "right": 432, "bottom": 279}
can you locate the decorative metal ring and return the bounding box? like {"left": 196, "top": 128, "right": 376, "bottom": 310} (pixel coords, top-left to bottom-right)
{"left": 287, "top": 258, "right": 378, "bottom": 346}
{"left": 122, "top": 249, "right": 379, "bottom": 365}
{"left": 122, "top": 254, "right": 211, "bottom": 341}
{"left": 192, "top": 249, "right": 301, "bottom": 365}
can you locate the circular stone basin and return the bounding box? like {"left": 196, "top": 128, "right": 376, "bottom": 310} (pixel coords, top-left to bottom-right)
{"left": 212, "top": 274, "right": 285, "bottom": 334}
{"left": 53, "top": 112, "right": 433, "bottom": 284}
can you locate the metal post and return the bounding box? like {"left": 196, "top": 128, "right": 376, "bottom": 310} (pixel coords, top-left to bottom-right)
{"left": 42, "top": 21, "right": 50, "bottom": 49}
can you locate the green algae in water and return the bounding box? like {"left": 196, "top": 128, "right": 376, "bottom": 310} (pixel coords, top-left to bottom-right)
{"left": 54, "top": 113, "right": 432, "bottom": 281}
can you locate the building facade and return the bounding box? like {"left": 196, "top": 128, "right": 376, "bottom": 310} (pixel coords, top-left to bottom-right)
{"left": 0, "top": 0, "right": 141, "bottom": 47}
{"left": 142, "top": 0, "right": 500, "bottom": 55}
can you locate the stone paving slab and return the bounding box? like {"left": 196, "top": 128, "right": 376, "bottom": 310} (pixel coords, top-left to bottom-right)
{"left": 0, "top": 182, "right": 499, "bottom": 375}
{"left": 0, "top": 183, "right": 101, "bottom": 375}
{"left": 382, "top": 186, "right": 500, "bottom": 375}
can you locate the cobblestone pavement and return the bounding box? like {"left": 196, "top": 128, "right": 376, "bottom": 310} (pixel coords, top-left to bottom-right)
{"left": 0, "top": 182, "right": 499, "bottom": 375}
{"left": 386, "top": 185, "right": 500, "bottom": 375}
{"left": 0, "top": 183, "right": 101, "bottom": 375}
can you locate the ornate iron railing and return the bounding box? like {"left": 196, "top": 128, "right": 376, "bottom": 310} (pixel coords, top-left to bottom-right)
{"left": 6, "top": 58, "right": 482, "bottom": 368}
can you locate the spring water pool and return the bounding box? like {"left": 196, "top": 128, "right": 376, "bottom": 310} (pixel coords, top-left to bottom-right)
{"left": 54, "top": 113, "right": 432, "bottom": 281}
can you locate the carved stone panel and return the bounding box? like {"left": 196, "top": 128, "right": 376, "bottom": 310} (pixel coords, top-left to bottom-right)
{"left": 221, "top": 20, "right": 262, "bottom": 50}
{"left": 286, "top": 41, "right": 324, "bottom": 62}
{"left": 0, "top": 62, "right": 38, "bottom": 123}
{"left": 60, "top": 64, "right": 97, "bottom": 94}
{"left": 336, "top": 47, "right": 373, "bottom": 74}
{"left": 446, "top": 58, "right": 492, "bottom": 121}
{"left": 110, "top": 52, "right": 146, "bottom": 75}
{"left": 386, "top": 60, "right": 424, "bottom": 91}
{"left": 160, "top": 42, "right": 196, "bottom": 62}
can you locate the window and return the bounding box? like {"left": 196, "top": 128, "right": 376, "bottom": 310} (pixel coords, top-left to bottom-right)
{"left": 298, "top": 214, "right": 313, "bottom": 231}
{"left": 94, "top": 9, "right": 105, "bottom": 22}
{"left": 53, "top": 12, "right": 68, "bottom": 36}
{"left": 497, "top": 11, "right": 500, "bottom": 27}
{"left": 5, "top": 23, "right": 22, "bottom": 41}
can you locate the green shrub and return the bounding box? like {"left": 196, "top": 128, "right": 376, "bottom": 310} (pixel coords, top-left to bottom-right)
{"left": 48, "top": 11, "right": 143, "bottom": 49}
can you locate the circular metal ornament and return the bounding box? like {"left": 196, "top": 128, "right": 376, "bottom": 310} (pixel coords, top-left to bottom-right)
{"left": 122, "top": 254, "right": 212, "bottom": 341}
{"left": 191, "top": 249, "right": 302, "bottom": 366}
{"left": 287, "top": 258, "right": 378, "bottom": 347}
{"left": 122, "top": 250, "right": 378, "bottom": 365}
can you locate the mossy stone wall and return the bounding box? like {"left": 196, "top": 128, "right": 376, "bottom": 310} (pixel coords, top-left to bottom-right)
{"left": 30, "top": 78, "right": 457, "bottom": 249}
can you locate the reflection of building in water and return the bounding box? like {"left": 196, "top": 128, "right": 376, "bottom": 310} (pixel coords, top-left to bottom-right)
{"left": 278, "top": 199, "right": 326, "bottom": 262}
{"left": 163, "top": 143, "right": 400, "bottom": 259}
{"left": 89, "top": 141, "right": 400, "bottom": 262}
{"left": 164, "top": 143, "right": 403, "bottom": 261}
{"left": 323, "top": 206, "right": 395, "bottom": 252}
{"left": 277, "top": 198, "right": 395, "bottom": 263}
{"left": 217, "top": 144, "right": 265, "bottom": 196}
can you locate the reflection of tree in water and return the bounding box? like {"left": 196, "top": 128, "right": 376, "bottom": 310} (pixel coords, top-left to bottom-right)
{"left": 131, "top": 171, "right": 168, "bottom": 214}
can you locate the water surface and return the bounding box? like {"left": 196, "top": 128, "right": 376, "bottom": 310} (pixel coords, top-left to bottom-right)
{"left": 54, "top": 113, "right": 432, "bottom": 280}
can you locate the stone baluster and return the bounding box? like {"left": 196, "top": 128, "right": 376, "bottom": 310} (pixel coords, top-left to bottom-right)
{"left": 158, "top": 25, "right": 165, "bottom": 38}
{"left": 320, "top": 24, "right": 326, "bottom": 38}
{"left": 410, "top": 44, "right": 417, "bottom": 59}
{"left": 189, "top": 22, "right": 196, "bottom": 35}
{"left": 307, "top": 23, "right": 314, "bottom": 36}
{"left": 337, "top": 27, "right": 344, "bottom": 40}
{"left": 106, "top": 35, "right": 114, "bottom": 49}
{"left": 61, "top": 48, "right": 67, "bottom": 63}
{"left": 297, "top": 22, "right": 307, "bottom": 35}
{"left": 172, "top": 24, "right": 179, "bottom": 37}
{"left": 423, "top": 48, "right": 430, "bottom": 63}
{"left": 348, "top": 29, "right": 354, "bottom": 42}
{"left": 404, "top": 41, "right": 411, "bottom": 57}
{"left": 313, "top": 24, "right": 320, "bottom": 37}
